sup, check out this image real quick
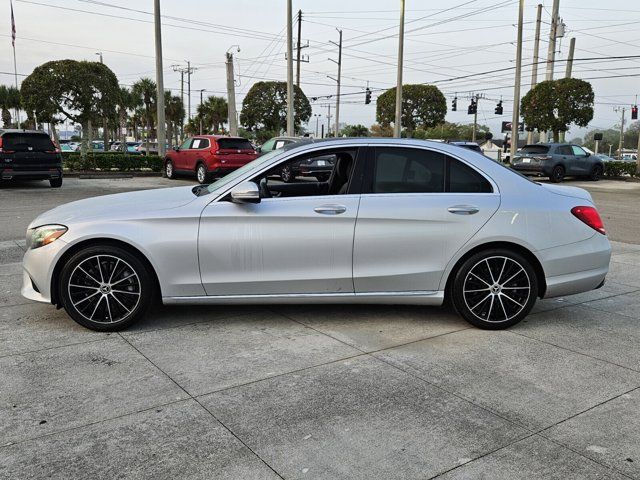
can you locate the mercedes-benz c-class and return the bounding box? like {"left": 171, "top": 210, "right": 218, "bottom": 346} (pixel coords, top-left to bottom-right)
{"left": 22, "top": 139, "right": 611, "bottom": 331}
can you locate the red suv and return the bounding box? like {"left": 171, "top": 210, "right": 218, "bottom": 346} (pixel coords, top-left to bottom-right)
{"left": 164, "top": 135, "right": 258, "bottom": 184}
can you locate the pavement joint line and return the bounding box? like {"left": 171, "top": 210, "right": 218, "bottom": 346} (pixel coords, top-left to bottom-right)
{"left": 115, "top": 332, "right": 285, "bottom": 479}
{"left": 505, "top": 329, "right": 640, "bottom": 375}
{"left": 0, "top": 397, "right": 192, "bottom": 450}
{"left": 577, "top": 299, "right": 640, "bottom": 322}
{"left": 527, "top": 287, "right": 640, "bottom": 317}
{"left": 0, "top": 334, "right": 117, "bottom": 360}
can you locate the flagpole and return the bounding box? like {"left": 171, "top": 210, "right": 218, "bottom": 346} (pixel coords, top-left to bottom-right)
{"left": 10, "top": 0, "right": 19, "bottom": 126}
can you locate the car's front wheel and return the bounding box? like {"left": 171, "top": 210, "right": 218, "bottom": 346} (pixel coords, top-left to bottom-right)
{"left": 451, "top": 249, "right": 538, "bottom": 329}
{"left": 589, "top": 164, "right": 603, "bottom": 181}
{"left": 59, "top": 245, "right": 154, "bottom": 331}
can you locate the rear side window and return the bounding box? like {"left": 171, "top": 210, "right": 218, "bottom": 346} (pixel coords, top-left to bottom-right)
{"left": 448, "top": 159, "right": 492, "bottom": 193}
{"left": 217, "top": 138, "right": 253, "bottom": 150}
{"left": 373, "top": 147, "right": 445, "bottom": 193}
{"left": 557, "top": 145, "right": 573, "bottom": 155}
{"left": 3, "top": 133, "right": 55, "bottom": 152}
{"left": 191, "top": 138, "right": 209, "bottom": 149}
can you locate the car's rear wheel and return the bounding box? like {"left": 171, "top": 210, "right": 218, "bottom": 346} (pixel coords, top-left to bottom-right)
{"left": 316, "top": 173, "right": 330, "bottom": 182}
{"left": 452, "top": 249, "right": 538, "bottom": 330}
{"left": 165, "top": 160, "right": 174, "bottom": 179}
{"left": 589, "top": 164, "right": 603, "bottom": 181}
{"left": 549, "top": 165, "right": 565, "bottom": 183}
{"left": 50, "top": 178, "right": 63, "bottom": 188}
{"left": 196, "top": 164, "right": 210, "bottom": 184}
{"left": 59, "top": 245, "right": 154, "bottom": 331}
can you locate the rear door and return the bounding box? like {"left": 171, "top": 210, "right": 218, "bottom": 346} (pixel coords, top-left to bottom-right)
{"left": 556, "top": 145, "right": 575, "bottom": 173}
{"left": 353, "top": 146, "right": 500, "bottom": 293}
{"left": 215, "top": 138, "right": 257, "bottom": 168}
{"left": 1, "top": 133, "right": 59, "bottom": 172}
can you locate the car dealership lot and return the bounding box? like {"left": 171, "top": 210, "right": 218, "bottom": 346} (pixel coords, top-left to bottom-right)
{"left": 1, "top": 177, "right": 640, "bottom": 479}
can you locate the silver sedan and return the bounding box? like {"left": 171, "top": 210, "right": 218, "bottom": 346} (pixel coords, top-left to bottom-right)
{"left": 22, "top": 139, "right": 611, "bottom": 331}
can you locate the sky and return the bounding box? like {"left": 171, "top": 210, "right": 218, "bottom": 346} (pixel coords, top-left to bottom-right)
{"left": 1, "top": 0, "right": 639, "bottom": 140}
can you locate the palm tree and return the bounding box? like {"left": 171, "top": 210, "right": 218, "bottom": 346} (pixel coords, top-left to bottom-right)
{"left": 197, "top": 96, "right": 228, "bottom": 133}
{"left": 163, "top": 91, "right": 184, "bottom": 148}
{"left": 0, "top": 85, "right": 21, "bottom": 128}
{"left": 131, "top": 78, "right": 156, "bottom": 153}
{"left": 117, "top": 87, "right": 139, "bottom": 148}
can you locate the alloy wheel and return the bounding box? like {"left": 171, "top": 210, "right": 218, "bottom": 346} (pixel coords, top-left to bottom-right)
{"left": 67, "top": 255, "right": 141, "bottom": 324}
{"left": 280, "top": 166, "right": 293, "bottom": 182}
{"left": 197, "top": 165, "right": 206, "bottom": 183}
{"left": 462, "top": 256, "right": 531, "bottom": 323}
{"left": 166, "top": 161, "right": 173, "bottom": 178}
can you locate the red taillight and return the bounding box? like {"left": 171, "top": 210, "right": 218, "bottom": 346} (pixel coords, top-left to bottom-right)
{"left": 0, "top": 137, "right": 12, "bottom": 153}
{"left": 571, "top": 206, "right": 605, "bottom": 235}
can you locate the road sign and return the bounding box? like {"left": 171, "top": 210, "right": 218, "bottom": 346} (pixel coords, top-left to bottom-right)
{"left": 501, "top": 121, "right": 524, "bottom": 133}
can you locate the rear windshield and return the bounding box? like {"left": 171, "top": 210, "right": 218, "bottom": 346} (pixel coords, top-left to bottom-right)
{"left": 217, "top": 138, "right": 253, "bottom": 150}
{"left": 3, "top": 133, "right": 55, "bottom": 152}
{"left": 518, "top": 145, "right": 549, "bottom": 155}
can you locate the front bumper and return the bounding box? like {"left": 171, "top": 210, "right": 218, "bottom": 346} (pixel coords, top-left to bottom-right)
{"left": 21, "top": 238, "right": 68, "bottom": 304}
{"left": 538, "top": 233, "right": 611, "bottom": 298}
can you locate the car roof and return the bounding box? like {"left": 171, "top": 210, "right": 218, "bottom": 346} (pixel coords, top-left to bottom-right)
{"left": 0, "top": 129, "right": 49, "bottom": 136}
{"left": 195, "top": 135, "right": 249, "bottom": 140}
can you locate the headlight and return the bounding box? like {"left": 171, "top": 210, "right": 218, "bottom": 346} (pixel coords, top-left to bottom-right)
{"left": 26, "top": 225, "right": 68, "bottom": 249}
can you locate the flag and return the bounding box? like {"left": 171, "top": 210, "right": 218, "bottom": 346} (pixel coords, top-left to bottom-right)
{"left": 10, "top": 0, "right": 16, "bottom": 47}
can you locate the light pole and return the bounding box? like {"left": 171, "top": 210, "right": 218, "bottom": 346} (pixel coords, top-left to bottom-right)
{"left": 394, "top": 0, "right": 405, "bottom": 138}
{"left": 313, "top": 113, "right": 321, "bottom": 138}
{"left": 199, "top": 89, "right": 205, "bottom": 135}
{"left": 510, "top": 0, "right": 525, "bottom": 163}
{"left": 154, "top": 0, "right": 166, "bottom": 158}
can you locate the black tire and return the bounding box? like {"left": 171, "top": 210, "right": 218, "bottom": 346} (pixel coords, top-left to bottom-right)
{"left": 165, "top": 160, "right": 175, "bottom": 179}
{"left": 589, "top": 164, "right": 603, "bottom": 181}
{"left": 549, "top": 165, "right": 565, "bottom": 183}
{"left": 196, "top": 163, "right": 211, "bottom": 184}
{"left": 58, "top": 245, "right": 154, "bottom": 331}
{"left": 315, "top": 173, "right": 330, "bottom": 182}
{"left": 280, "top": 165, "right": 294, "bottom": 183}
{"left": 451, "top": 248, "right": 538, "bottom": 330}
{"left": 49, "top": 177, "right": 63, "bottom": 188}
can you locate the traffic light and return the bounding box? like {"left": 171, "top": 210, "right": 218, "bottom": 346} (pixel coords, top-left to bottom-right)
{"left": 365, "top": 87, "right": 371, "bottom": 105}
{"left": 495, "top": 100, "right": 503, "bottom": 115}
{"left": 632, "top": 105, "right": 638, "bottom": 120}
{"left": 467, "top": 98, "right": 477, "bottom": 115}
{"left": 451, "top": 96, "right": 457, "bottom": 111}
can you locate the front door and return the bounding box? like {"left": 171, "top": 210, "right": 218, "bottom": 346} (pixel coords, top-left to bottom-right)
{"left": 198, "top": 147, "right": 363, "bottom": 296}
{"left": 174, "top": 138, "right": 193, "bottom": 170}
{"left": 353, "top": 146, "right": 500, "bottom": 293}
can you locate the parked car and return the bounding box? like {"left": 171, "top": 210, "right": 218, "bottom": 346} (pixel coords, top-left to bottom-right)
{"left": 448, "top": 141, "right": 483, "bottom": 154}
{"left": 259, "top": 136, "right": 333, "bottom": 181}
{"left": 0, "top": 129, "right": 63, "bottom": 187}
{"left": 112, "top": 141, "right": 142, "bottom": 154}
{"left": 511, "top": 143, "right": 604, "bottom": 182}
{"left": 164, "top": 135, "right": 258, "bottom": 184}
{"left": 621, "top": 153, "right": 637, "bottom": 162}
{"left": 90, "top": 141, "right": 105, "bottom": 152}
{"left": 22, "top": 138, "right": 610, "bottom": 331}
{"left": 60, "top": 143, "right": 77, "bottom": 152}
{"left": 594, "top": 153, "right": 615, "bottom": 162}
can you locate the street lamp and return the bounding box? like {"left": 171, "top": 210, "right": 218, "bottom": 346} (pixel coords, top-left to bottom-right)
{"left": 95, "top": 52, "right": 103, "bottom": 64}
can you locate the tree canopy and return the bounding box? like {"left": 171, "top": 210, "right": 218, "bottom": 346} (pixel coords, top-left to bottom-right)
{"left": 521, "top": 78, "right": 594, "bottom": 142}
{"left": 340, "top": 124, "right": 370, "bottom": 137}
{"left": 240, "top": 81, "right": 311, "bottom": 133}
{"left": 376, "top": 84, "right": 447, "bottom": 135}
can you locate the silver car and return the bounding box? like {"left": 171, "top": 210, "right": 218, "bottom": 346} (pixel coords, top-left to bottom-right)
{"left": 22, "top": 139, "right": 611, "bottom": 331}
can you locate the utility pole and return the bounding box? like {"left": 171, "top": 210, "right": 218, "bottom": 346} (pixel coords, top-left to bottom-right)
{"left": 565, "top": 37, "right": 576, "bottom": 78}
{"left": 328, "top": 29, "right": 342, "bottom": 138}
{"left": 173, "top": 63, "right": 194, "bottom": 138}
{"left": 615, "top": 107, "right": 625, "bottom": 160}
{"left": 314, "top": 113, "right": 321, "bottom": 138}
{"left": 187, "top": 60, "right": 194, "bottom": 121}
{"left": 394, "top": 0, "right": 405, "bottom": 138}
{"left": 296, "top": 10, "right": 302, "bottom": 87}
{"left": 326, "top": 104, "right": 332, "bottom": 137}
{"left": 286, "top": 0, "right": 294, "bottom": 136}
{"left": 226, "top": 47, "right": 239, "bottom": 136}
{"left": 199, "top": 89, "right": 205, "bottom": 135}
{"left": 154, "top": 0, "right": 166, "bottom": 158}
{"left": 510, "top": 0, "right": 525, "bottom": 163}
{"left": 528, "top": 4, "right": 543, "bottom": 144}
{"left": 545, "top": 0, "right": 560, "bottom": 82}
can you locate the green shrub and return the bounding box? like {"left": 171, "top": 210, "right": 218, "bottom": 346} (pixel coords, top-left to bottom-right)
{"left": 62, "top": 153, "right": 163, "bottom": 172}
{"left": 604, "top": 161, "right": 639, "bottom": 178}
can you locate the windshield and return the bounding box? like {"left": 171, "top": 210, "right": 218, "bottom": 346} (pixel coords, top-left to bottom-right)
{"left": 205, "top": 149, "right": 284, "bottom": 194}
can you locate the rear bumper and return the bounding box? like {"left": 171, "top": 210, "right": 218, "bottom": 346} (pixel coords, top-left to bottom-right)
{"left": 511, "top": 164, "right": 552, "bottom": 176}
{"left": 538, "top": 233, "right": 611, "bottom": 298}
{"left": 1, "top": 168, "right": 62, "bottom": 180}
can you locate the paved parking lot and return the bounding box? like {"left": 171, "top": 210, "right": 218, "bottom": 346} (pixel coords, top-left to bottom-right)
{"left": 1, "top": 176, "right": 640, "bottom": 479}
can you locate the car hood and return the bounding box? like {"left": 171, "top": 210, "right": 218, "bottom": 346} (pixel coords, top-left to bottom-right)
{"left": 540, "top": 183, "right": 593, "bottom": 202}
{"left": 30, "top": 186, "right": 198, "bottom": 228}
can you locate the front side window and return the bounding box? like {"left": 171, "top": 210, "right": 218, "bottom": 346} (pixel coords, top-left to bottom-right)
{"left": 373, "top": 147, "right": 445, "bottom": 193}
{"left": 571, "top": 145, "right": 587, "bottom": 156}
{"left": 261, "top": 139, "right": 275, "bottom": 151}
{"left": 179, "top": 138, "right": 192, "bottom": 150}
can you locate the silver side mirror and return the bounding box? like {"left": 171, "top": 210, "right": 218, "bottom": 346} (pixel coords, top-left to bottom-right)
{"left": 230, "top": 181, "right": 260, "bottom": 204}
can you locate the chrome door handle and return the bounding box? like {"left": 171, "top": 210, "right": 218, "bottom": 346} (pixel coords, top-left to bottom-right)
{"left": 448, "top": 205, "right": 479, "bottom": 215}
{"left": 314, "top": 204, "right": 347, "bottom": 215}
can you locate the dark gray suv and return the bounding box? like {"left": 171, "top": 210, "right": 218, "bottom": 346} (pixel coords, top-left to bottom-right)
{"left": 511, "top": 143, "right": 604, "bottom": 183}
